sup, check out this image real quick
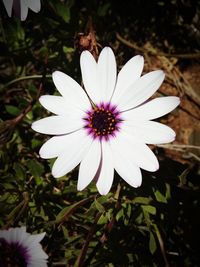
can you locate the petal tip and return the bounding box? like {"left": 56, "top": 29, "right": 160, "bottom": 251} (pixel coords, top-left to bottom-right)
{"left": 81, "top": 50, "right": 91, "bottom": 57}
{"left": 176, "top": 96, "right": 181, "bottom": 105}
{"left": 137, "top": 55, "right": 144, "bottom": 61}
{"left": 104, "top": 46, "right": 112, "bottom": 52}
{"left": 38, "top": 95, "right": 46, "bottom": 105}
{"left": 98, "top": 191, "right": 108, "bottom": 196}
{"left": 97, "top": 186, "right": 110, "bottom": 195}
{"left": 39, "top": 149, "right": 46, "bottom": 159}
{"left": 31, "top": 122, "right": 37, "bottom": 131}
{"left": 52, "top": 70, "right": 63, "bottom": 80}
{"left": 149, "top": 160, "right": 159, "bottom": 172}
{"left": 134, "top": 183, "right": 142, "bottom": 188}
{"left": 158, "top": 70, "right": 165, "bottom": 78}
{"left": 77, "top": 185, "right": 83, "bottom": 191}
{"left": 52, "top": 170, "right": 60, "bottom": 179}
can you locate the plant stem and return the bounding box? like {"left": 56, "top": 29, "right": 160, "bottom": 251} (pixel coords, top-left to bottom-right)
{"left": 153, "top": 224, "right": 170, "bottom": 267}
{"left": 1, "top": 74, "right": 52, "bottom": 91}
{"left": 74, "top": 212, "right": 102, "bottom": 267}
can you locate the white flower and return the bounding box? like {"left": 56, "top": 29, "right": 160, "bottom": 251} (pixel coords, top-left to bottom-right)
{"left": 0, "top": 226, "right": 48, "bottom": 267}
{"left": 32, "top": 47, "right": 180, "bottom": 195}
{"left": 2, "top": 0, "right": 41, "bottom": 21}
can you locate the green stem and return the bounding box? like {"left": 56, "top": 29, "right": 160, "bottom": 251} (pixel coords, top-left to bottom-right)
{"left": 57, "top": 195, "right": 96, "bottom": 226}
{"left": 1, "top": 74, "right": 52, "bottom": 91}
{"left": 74, "top": 212, "right": 102, "bottom": 267}
{"left": 153, "top": 224, "right": 170, "bottom": 267}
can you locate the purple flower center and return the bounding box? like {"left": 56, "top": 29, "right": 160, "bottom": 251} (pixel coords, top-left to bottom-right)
{"left": 84, "top": 103, "right": 122, "bottom": 140}
{"left": 0, "top": 238, "right": 29, "bottom": 267}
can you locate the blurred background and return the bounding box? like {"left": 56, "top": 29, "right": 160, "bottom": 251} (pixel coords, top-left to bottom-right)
{"left": 0, "top": 0, "right": 200, "bottom": 266}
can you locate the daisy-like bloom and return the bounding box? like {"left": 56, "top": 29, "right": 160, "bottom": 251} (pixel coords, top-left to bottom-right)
{"left": 32, "top": 47, "right": 180, "bottom": 195}
{"left": 2, "top": 0, "right": 41, "bottom": 21}
{"left": 0, "top": 226, "right": 48, "bottom": 267}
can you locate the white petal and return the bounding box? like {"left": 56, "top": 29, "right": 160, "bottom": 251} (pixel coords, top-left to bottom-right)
{"left": 26, "top": 242, "right": 47, "bottom": 258}
{"left": 112, "top": 55, "right": 144, "bottom": 103}
{"left": 96, "top": 142, "right": 114, "bottom": 195}
{"left": 29, "top": 262, "right": 48, "bottom": 267}
{"left": 52, "top": 133, "right": 92, "bottom": 178}
{"left": 28, "top": 249, "right": 48, "bottom": 261}
{"left": 52, "top": 71, "right": 90, "bottom": 111}
{"left": 29, "top": 261, "right": 48, "bottom": 267}
{"left": 80, "top": 50, "right": 100, "bottom": 103}
{"left": 31, "top": 115, "right": 84, "bottom": 135}
{"left": 110, "top": 131, "right": 159, "bottom": 172}
{"left": 31, "top": 232, "right": 46, "bottom": 244}
{"left": 27, "top": 0, "right": 41, "bottom": 12}
{"left": 20, "top": 0, "right": 29, "bottom": 21}
{"left": 111, "top": 143, "right": 142, "bottom": 187}
{"left": 122, "top": 121, "right": 176, "bottom": 144}
{"left": 13, "top": 227, "right": 27, "bottom": 244}
{"left": 39, "top": 95, "right": 83, "bottom": 116}
{"left": 97, "top": 47, "right": 117, "bottom": 102}
{"left": 116, "top": 70, "right": 165, "bottom": 111}
{"left": 39, "top": 129, "right": 87, "bottom": 159}
{"left": 2, "top": 0, "right": 13, "bottom": 17}
{"left": 78, "top": 140, "right": 101, "bottom": 191}
{"left": 122, "top": 96, "right": 180, "bottom": 121}
{"left": 9, "top": 228, "right": 18, "bottom": 243}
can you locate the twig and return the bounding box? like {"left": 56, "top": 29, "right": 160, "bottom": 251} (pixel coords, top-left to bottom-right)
{"left": 153, "top": 224, "right": 170, "bottom": 267}
{"left": 187, "top": 152, "right": 200, "bottom": 162}
{"left": 157, "top": 144, "right": 200, "bottom": 150}
{"left": 157, "top": 144, "right": 200, "bottom": 162}
{"left": 117, "top": 33, "right": 200, "bottom": 108}
{"left": 75, "top": 212, "right": 102, "bottom": 267}
{"left": 116, "top": 33, "right": 200, "bottom": 59}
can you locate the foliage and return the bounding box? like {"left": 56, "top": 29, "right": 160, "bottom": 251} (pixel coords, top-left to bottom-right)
{"left": 0, "top": 0, "right": 200, "bottom": 266}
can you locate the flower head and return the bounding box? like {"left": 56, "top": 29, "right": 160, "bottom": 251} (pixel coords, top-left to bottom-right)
{"left": 2, "top": 0, "right": 41, "bottom": 21}
{"left": 32, "top": 47, "right": 180, "bottom": 195}
{"left": 0, "top": 227, "right": 48, "bottom": 267}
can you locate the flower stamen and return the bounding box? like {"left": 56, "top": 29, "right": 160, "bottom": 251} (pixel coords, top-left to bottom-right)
{"left": 0, "top": 238, "right": 28, "bottom": 267}
{"left": 84, "top": 103, "right": 122, "bottom": 140}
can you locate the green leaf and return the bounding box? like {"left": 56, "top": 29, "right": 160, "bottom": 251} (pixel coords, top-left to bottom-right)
{"left": 149, "top": 231, "right": 157, "bottom": 254}
{"left": 94, "top": 198, "right": 105, "bottom": 213}
{"left": 142, "top": 205, "right": 156, "bottom": 215}
{"left": 31, "top": 138, "right": 42, "bottom": 149}
{"left": 127, "top": 203, "right": 131, "bottom": 218}
{"left": 7, "top": 200, "right": 25, "bottom": 220}
{"left": 97, "top": 213, "right": 108, "bottom": 224}
{"left": 51, "top": 0, "right": 73, "bottom": 23}
{"left": 132, "top": 196, "right": 152, "bottom": 205}
{"left": 26, "top": 159, "right": 44, "bottom": 183}
{"left": 116, "top": 208, "right": 124, "bottom": 221}
{"left": 154, "top": 190, "right": 167, "bottom": 203}
{"left": 55, "top": 206, "right": 72, "bottom": 224}
{"left": 55, "top": 197, "right": 93, "bottom": 224}
{"left": 63, "top": 46, "right": 74, "bottom": 53}
{"left": 13, "top": 162, "right": 26, "bottom": 180}
{"left": 5, "top": 105, "right": 21, "bottom": 116}
{"left": 165, "top": 183, "right": 171, "bottom": 199}
{"left": 97, "top": 3, "right": 111, "bottom": 16}
{"left": 105, "top": 209, "right": 112, "bottom": 221}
